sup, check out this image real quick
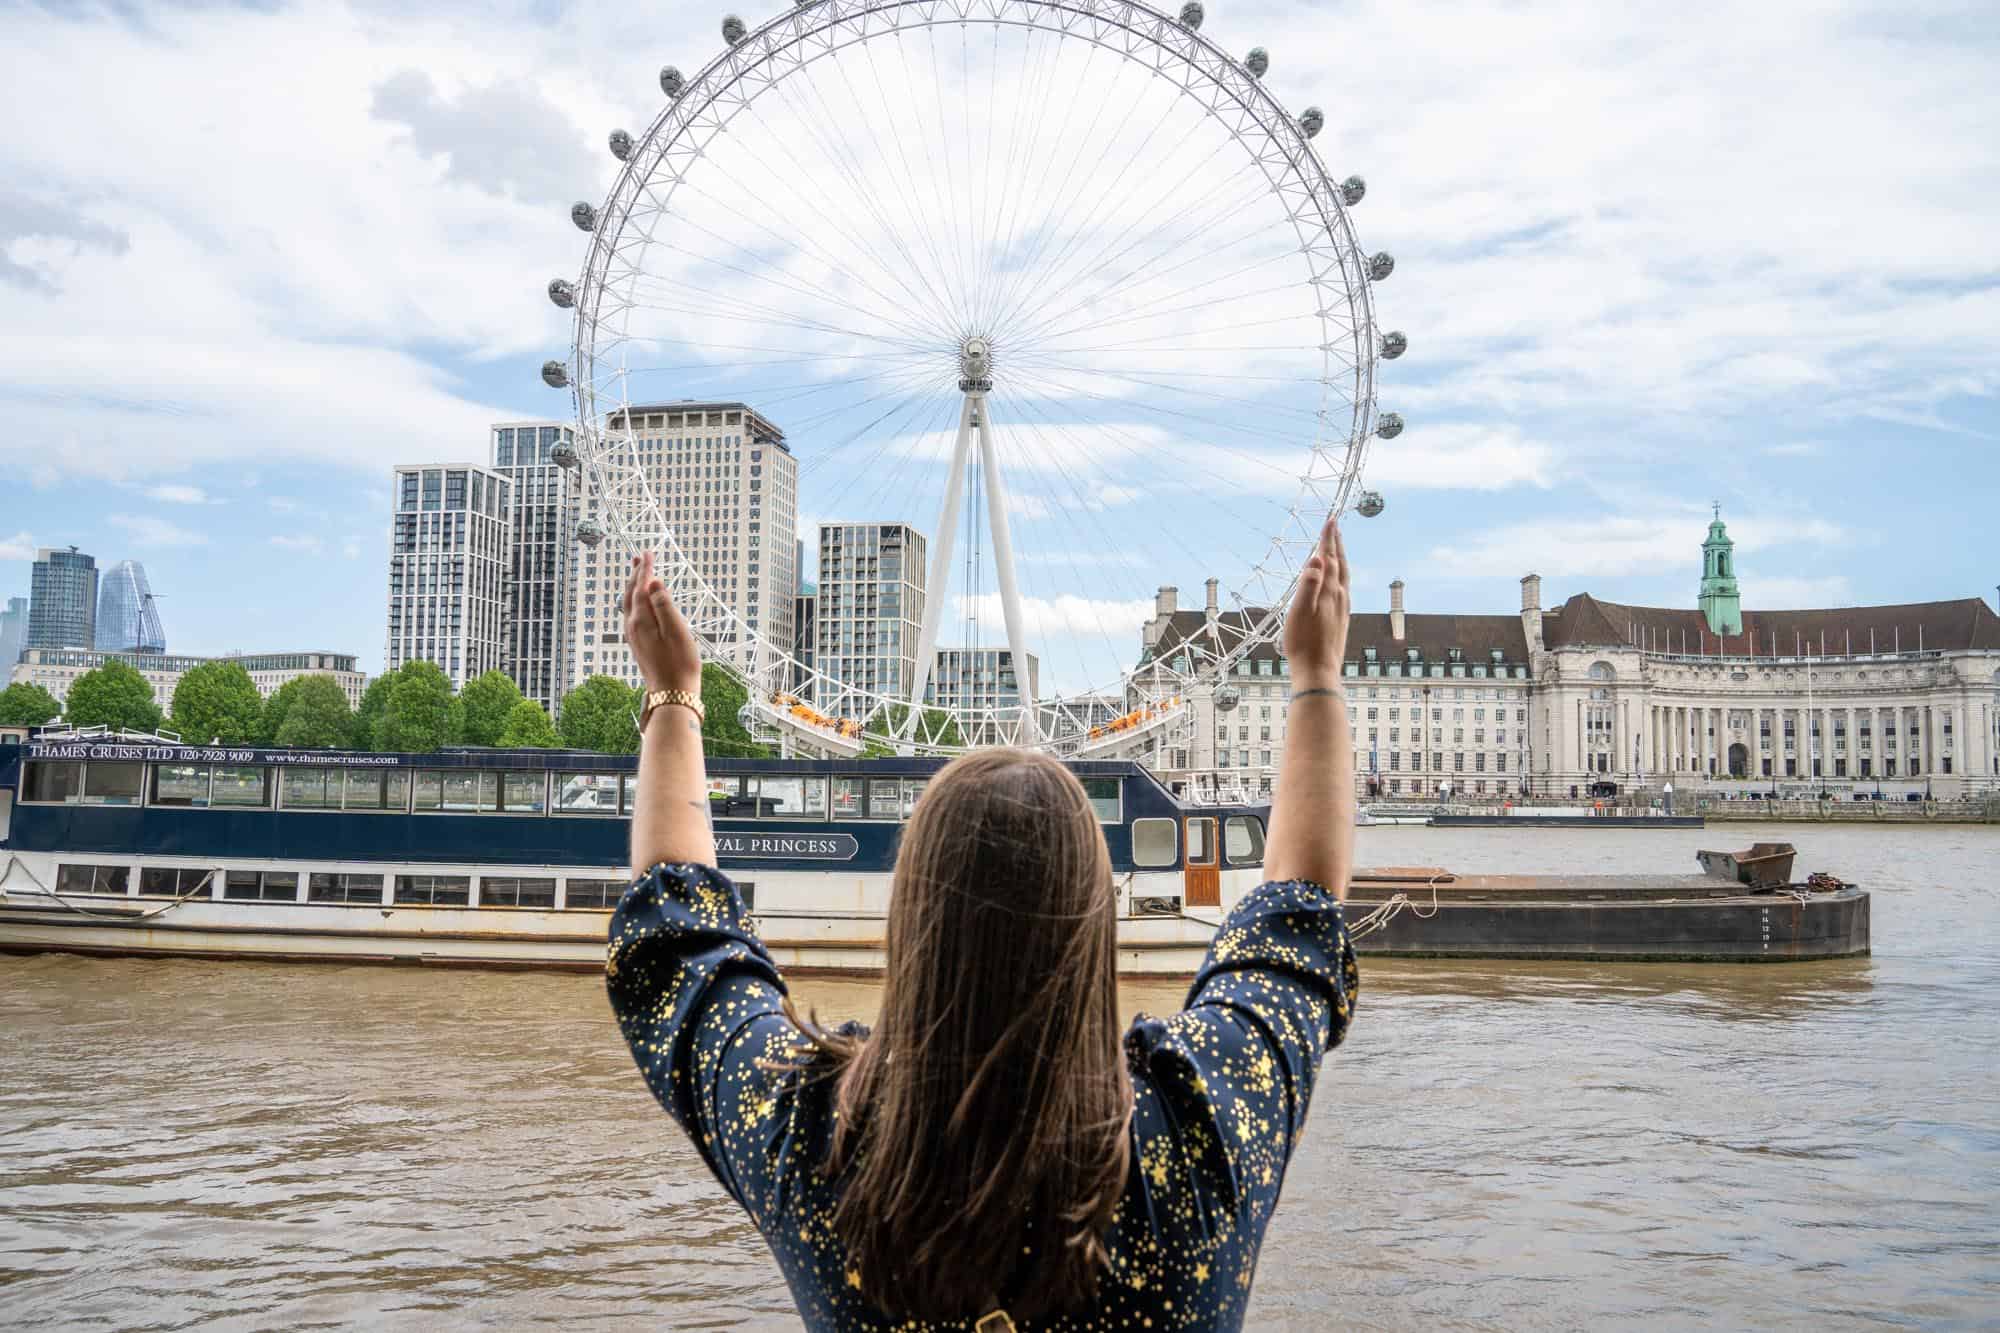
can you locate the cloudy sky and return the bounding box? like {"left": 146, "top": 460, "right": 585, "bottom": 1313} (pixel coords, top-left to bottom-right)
{"left": 2, "top": 0, "right": 1995, "bottom": 686}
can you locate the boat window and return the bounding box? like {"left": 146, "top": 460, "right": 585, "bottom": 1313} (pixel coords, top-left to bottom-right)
{"left": 224, "top": 870, "right": 298, "bottom": 902}
{"left": 866, "top": 778, "right": 903, "bottom": 820}
{"left": 500, "top": 772, "right": 547, "bottom": 814}
{"left": 140, "top": 867, "right": 210, "bottom": 897}
{"left": 757, "top": 776, "right": 799, "bottom": 818}
{"left": 416, "top": 770, "right": 497, "bottom": 813}
{"left": 56, "top": 863, "right": 128, "bottom": 894}
{"left": 1224, "top": 815, "right": 1266, "bottom": 866}
{"left": 564, "top": 877, "right": 626, "bottom": 909}
{"left": 898, "top": 779, "right": 927, "bottom": 819}
{"left": 707, "top": 775, "right": 741, "bottom": 802}
{"left": 280, "top": 768, "right": 340, "bottom": 809}
{"left": 394, "top": 874, "right": 471, "bottom": 906}
{"left": 1186, "top": 817, "right": 1216, "bottom": 867}
{"left": 555, "top": 773, "right": 622, "bottom": 815}
{"left": 342, "top": 769, "right": 410, "bottom": 812}
{"left": 80, "top": 761, "right": 144, "bottom": 806}
{"left": 1078, "top": 777, "right": 1121, "bottom": 823}
{"left": 308, "top": 872, "right": 385, "bottom": 904}
{"left": 1132, "top": 818, "right": 1177, "bottom": 868}
{"left": 481, "top": 876, "right": 557, "bottom": 908}
{"left": 152, "top": 764, "right": 212, "bottom": 808}
{"left": 832, "top": 776, "right": 864, "bottom": 818}
{"left": 211, "top": 766, "right": 270, "bottom": 808}
{"left": 22, "top": 760, "right": 84, "bottom": 804}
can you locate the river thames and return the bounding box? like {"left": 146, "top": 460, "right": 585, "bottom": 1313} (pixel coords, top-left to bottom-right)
{"left": 2, "top": 822, "right": 1994, "bottom": 1329}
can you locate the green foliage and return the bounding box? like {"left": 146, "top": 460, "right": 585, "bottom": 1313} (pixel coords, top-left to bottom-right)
{"left": 0, "top": 681, "right": 62, "bottom": 727}
{"left": 379, "top": 660, "right": 461, "bottom": 753}
{"left": 170, "top": 660, "right": 265, "bottom": 746}
{"left": 271, "top": 675, "right": 353, "bottom": 749}
{"left": 459, "top": 670, "right": 525, "bottom": 748}
{"left": 63, "top": 661, "right": 164, "bottom": 733}
{"left": 351, "top": 674, "right": 393, "bottom": 749}
{"left": 497, "top": 698, "right": 560, "bottom": 748}
{"left": 864, "top": 701, "right": 966, "bottom": 755}
{"left": 559, "top": 675, "right": 640, "bottom": 754}
{"left": 699, "top": 663, "right": 770, "bottom": 758}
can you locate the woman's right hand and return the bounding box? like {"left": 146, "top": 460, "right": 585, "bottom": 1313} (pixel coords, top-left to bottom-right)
{"left": 1282, "top": 515, "right": 1351, "bottom": 685}
{"left": 624, "top": 551, "right": 703, "bottom": 696}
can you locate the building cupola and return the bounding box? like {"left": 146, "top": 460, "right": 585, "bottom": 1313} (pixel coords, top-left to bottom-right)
{"left": 1698, "top": 505, "right": 1743, "bottom": 637}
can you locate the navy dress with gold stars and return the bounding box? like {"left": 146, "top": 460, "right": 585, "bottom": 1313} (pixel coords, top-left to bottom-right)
{"left": 608, "top": 865, "right": 1358, "bottom": 1331}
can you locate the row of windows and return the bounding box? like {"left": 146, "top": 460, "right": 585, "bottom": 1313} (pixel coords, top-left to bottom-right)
{"left": 52, "top": 863, "right": 635, "bottom": 910}
{"left": 20, "top": 762, "right": 1125, "bottom": 825}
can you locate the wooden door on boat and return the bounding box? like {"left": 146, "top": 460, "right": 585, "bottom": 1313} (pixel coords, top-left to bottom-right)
{"left": 1183, "top": 816, "right": 1220, "bottom": 908}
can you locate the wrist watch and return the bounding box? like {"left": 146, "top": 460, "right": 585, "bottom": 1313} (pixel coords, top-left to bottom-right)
{"left": 640, "top": 687, "right": 706, "bottom": 733}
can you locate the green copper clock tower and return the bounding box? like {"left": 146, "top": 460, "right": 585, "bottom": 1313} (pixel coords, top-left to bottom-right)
{"left": 1698, "top": 506, "right": 1743, "bottom": 636}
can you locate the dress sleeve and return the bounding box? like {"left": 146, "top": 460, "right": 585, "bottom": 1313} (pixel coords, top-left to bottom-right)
{"left": 1129, "top": 879, "right": 1358, "bottom": 1228}
{"left": 604, "top": 861, "right": 805, "bottom": 1221}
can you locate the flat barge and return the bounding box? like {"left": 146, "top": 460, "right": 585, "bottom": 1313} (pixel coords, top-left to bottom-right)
{"left": 1429, "top": 813, "right": 1706, "bottom": 829}
{"left": 0, "top": 739, "right": 1865, "bottom": 974}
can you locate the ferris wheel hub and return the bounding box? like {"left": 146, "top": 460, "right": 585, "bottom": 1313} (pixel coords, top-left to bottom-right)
{"left": 957, "top": 334, "right": 994, "bottom": 392}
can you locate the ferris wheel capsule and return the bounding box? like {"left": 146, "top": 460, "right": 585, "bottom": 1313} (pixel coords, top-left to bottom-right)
{"left": 1298, "top": 107, "right": 1324, "bottom": 139}
{"left": 1340, "top": 175, "right": 1366, "bottom": 206}
{"left": 1380, "top": 329, "right": 1407, "bottom": 359}
{"left": 550, "top": 439, "right": 579, "bottom": 469}
{"left": 722, "top": 14, "right": 746, "bottom": 44}
{"left": 660, "top": 65, "right": 686, "bottom": 98}
{"left": 1178, "top": 2, "right": 1204, "bottom": 28}
{"left": 570, "top": 201, "right": 598, "bottom": 232}
{"left": 1356, "top": 490, "right": 1386, "bottom": 518}
{"left": 577, "top": 519, "right": 605, "bottom": 547}
{"left": 608, "top": 129, "right": 634, "bottom": 161}
{"left": 540, "top": 360, "right": 569, "bottom": 389}
{"left": 547, "top": 278, "right": 575, "bottom": 309}
{"left": 1367, "top": 251, "right": 1395, "bottom": 281}
{"left": 1375, "top": 412, "right": 1404, "bottom": 439}
{"left": 1245, "top": 47, "right": 1269, "bottom": 78}
{"left": 1216, "top": 683, "right": 1242, "bottom": 713}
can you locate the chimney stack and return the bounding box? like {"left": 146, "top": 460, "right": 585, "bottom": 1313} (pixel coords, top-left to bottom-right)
{"left": 1520, "top": 573, "right": 1544, "bottom": 654}
{"left": 1155, "top": 585, "right": 1177, "bottom": 617}
{"left": 1144, "top": 585, "right": 1179, "bottom": 650}
{"left": 1389, "top": 579, "right": 1405, "bottom": 642}
{"left": 1204, "top": 577, "right": 1219, "bottom": 620}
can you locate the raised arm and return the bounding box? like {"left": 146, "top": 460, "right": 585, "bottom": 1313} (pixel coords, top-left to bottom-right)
{"left": 1262, "top": 515, "right": 1354, "bottom": 899}
{"left": 623, "top": 551, "right": 716, "bottom": 876}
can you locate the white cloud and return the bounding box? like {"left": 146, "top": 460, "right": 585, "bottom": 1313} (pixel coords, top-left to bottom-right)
{"left": 146, "top": 483, "right": 214, "bottom": 504}
{"left": 109, "top": 514, "right": 208, "bottom": 548}
{"left": 268, "top": 498, "right": 299, "bottom": 514}
{"left": 271, "top": 535, "right": 325, "bottom": 553}
{"left": 341, "top": 536, "right": 365, "bottom": 560}
{"left": 1763, "top": 442, "right": 1820, "bottom": 458}
{"left": 1751, "top": 576, "right": 1853, "bottom": 608}
{"left": 0, "top": 530, "right": 36, "bottom": 560}
{"left": 952, "top": 592, "right": 1156, "bottom": 638}
{"left": 1427, "top": 506, "right": 1845, "bottom": 579}
{"left": 1363, "top": 424, "right": 1555, "bottom": 491}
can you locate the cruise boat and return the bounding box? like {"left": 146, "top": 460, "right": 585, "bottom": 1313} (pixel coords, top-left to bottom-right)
{"left": 0, "top": 737, "right": 1270, "bottom": 976}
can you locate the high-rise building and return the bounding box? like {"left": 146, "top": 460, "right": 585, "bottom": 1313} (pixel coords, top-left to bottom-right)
{"left": 814, "top": 522, "right": 927, "bottom": 702}
{"left": 926, "top": 647, "right": 1039, "bottom": 744}
{"left": 14, "top": 649, "right": 364, "bottom": 713}
{"left": 791, "top": 592, "right": 816, "bottom": 696}
{"left": 95, "top": 560, "right": 167, "bottom": 654}
{"left": 570, "top": 402, "right": 797, "bottom": 691}
{"left": 385, "top": 463, "right": 512, "bottom": 690}
{"left": 27, "top": 547, "right": 97, "bottom": 651}
{"left": 491, "top": 420, "right": 578, "bottom": 715}
{"left": 0, "top": 597, "right": 27, "bottom": 671}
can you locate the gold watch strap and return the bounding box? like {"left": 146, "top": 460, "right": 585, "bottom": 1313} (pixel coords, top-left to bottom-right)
{"left": 640, "top": 687, "right": 706, "bottom": 731}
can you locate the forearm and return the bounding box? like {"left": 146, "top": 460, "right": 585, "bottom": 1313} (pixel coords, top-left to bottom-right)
{"left": 630, "top": 704, "right": 716, "bottom": 876}
{"left": 1262, "top": 678, "right": 1354, "bottom": 899}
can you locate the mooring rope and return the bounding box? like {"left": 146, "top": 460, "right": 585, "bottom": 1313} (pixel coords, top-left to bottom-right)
{"left": 0, "top": 855, "right": 215, "bottom": 921}
{"left": 1173, "top": 868, "right": 1448, "bottom": 940}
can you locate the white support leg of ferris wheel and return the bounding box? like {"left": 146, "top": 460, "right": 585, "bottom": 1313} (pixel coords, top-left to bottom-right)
{"left": 974, "top": 396, "right": 1040, "bottom": 744}
{"left": 902, "top": 393, "right": 977, "bottom": 742}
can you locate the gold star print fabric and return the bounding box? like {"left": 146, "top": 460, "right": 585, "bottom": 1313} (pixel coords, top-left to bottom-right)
{"left": 608, "top": 865, "right": 1358, "bottom": 1331}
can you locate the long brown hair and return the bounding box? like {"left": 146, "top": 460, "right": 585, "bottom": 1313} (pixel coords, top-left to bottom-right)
{"left": 791, "top": 748, "right": 1131, "bottom": 1321}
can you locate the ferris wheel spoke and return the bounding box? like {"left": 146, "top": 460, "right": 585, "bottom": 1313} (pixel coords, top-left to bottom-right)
{"left": 1002, "top": 362, "right": 1316, "bottom": 460}
{"left": 1004, "top": 354, "right": 1328, "bottom": 428}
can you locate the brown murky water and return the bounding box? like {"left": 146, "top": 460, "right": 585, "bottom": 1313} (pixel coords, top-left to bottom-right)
{"left": 2, "top": 822, "right": 1996, "bottom": 1329}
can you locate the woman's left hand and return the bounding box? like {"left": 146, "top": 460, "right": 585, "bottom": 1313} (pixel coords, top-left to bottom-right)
{"left": 623, "top": 551, "right": 702, "bottom": 695}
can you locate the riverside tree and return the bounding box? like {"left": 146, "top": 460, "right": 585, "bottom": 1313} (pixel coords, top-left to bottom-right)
{"left": 379, "top": 660, "right": 462, "bottom": 753}
{"left": 269, "top": 675, "right": 353, "bottom": 749}
{"left": 497, "top": 698, "right": 561, "bottom": 748}
{"left": 63, "top": 661, "right": 164, "bottom": 733}
{"left": 459, "top": 670, "right": 525, "bottom": 748}
{"left": 698, "top": 663, "right": 770, "bottom": 758}
{"left": 558, "top": 676, "right": 640, "bottom": 754}
{"left": 170, "top": 661, "right": 265, "bottom": 745}
{"left": 350, "top": 674, "right": 393, "bottom": 749}
{"left": 0, "top": 681, "right": 61, "bottom": 727}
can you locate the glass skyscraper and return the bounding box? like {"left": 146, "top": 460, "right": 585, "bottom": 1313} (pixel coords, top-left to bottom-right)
{"left": 491, "top": 421, "right": 578, "bottom": 715}
{"left": 96, "top": 560, "right": 167, "bottom": 654}
{"left": 0, "top": 596, "right": 28, "bottom": 670}
{"left": 27, "top": 547, "right": 97, "bottom": 651}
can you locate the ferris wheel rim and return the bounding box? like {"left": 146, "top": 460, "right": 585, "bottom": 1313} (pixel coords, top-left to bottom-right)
{"left": 562, "top": 0, "right": 1388, "bottom": 753}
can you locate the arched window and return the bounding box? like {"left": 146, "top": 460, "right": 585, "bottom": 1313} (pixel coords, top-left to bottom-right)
{"left": 1588, "top": 661, "right": 1616, "bottom": 683}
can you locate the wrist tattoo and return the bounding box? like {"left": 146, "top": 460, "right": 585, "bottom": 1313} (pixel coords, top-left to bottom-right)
{"left": 1290, "top": 687, "right": 1342, "bottom": 703}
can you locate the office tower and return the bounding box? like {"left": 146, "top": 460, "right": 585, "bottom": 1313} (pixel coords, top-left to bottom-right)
{"left": 814, "top": 522, "right": 927, "bottom": 701}
{"left": 385, "top": 463, "right": 512, "bottom": 690}
{"left": 570, "top": 402, "right": 797, "bottom": 691}
{"left": 27, "top": 546, "right": 97, "bottom": 651}
{"left": 491, "top": 421, "right": 578, "bottom": 715}
{"left": 927, "top": 647, "right": 1039, "bottom": 744}
{"left": 0, "top": 597, "right": 27, "bottom": 670}
{"left": 791, "top": 592, "right": 816, "bottom": 696}
{"left": 96, "top": 560, "right": 167, "bottom": 654}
